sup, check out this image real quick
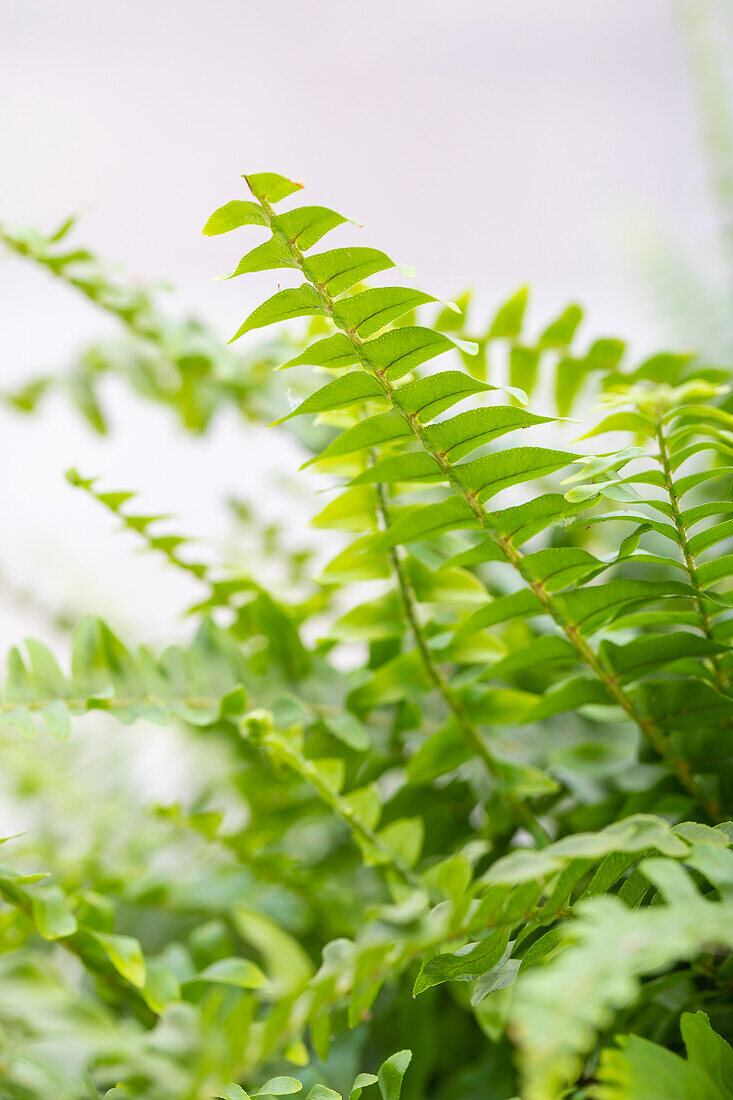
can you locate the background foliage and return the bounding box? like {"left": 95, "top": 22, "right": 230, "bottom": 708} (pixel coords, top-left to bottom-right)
{"left": 0, "top": 168, "right": 731, "bottom": 1100}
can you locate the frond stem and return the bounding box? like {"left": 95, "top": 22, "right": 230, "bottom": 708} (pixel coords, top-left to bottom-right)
{"left": 374, "top": 478, "right": 550, "bottom": 847}
{"left": 654, "top": 419, "right": 729, "bottom": 695}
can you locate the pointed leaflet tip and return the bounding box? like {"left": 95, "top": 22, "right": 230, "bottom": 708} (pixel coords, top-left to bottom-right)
{"left": 503, "top": 385, "right": 529, "bottom": 405}
{"left": 65, "top": 467, "right": 95, "bottom": 490}
{"left": 453, "top": 337, "right": 479, "bottom": 356}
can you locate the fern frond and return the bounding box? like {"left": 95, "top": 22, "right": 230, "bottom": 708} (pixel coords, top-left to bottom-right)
{"left": 0, "top": 217, "right": 310, "bottom": 436}
{"left": 0, "top": 616, "right": 247, "bottom": 739}
{"left": 66, "top": 469, "right": 210, "bottom": 581}
{"left": 509, "top": 844, "right": 733, "bottom": 1099}
{"left": 206, "top": 171, "right": 730, "bottom": 821}
{"left": 0, "top": 619, "right": 416, "bottom": 889}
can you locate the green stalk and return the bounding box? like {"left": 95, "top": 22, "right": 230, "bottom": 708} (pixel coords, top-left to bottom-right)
{"left": 374, "top": 478, "right": 550, "bottom": 847}
{"left": 655, "top": 420, "right": 729, "bottom": 694}
{"left": 255, "top": 722, "right": 420, "bottom": 890}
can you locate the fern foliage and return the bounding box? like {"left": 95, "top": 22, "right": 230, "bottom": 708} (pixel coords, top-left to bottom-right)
{"left": 0, "top": 172, "right": 730, "bottom": 1099}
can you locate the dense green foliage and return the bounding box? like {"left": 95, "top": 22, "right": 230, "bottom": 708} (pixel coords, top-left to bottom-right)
{"left": 0, "top": 172, "right": 732, "bottom": 1100}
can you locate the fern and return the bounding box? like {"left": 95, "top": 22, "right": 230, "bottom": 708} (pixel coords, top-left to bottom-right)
{"left": 0, "top": 171, "right": 731, "bottom": 1100}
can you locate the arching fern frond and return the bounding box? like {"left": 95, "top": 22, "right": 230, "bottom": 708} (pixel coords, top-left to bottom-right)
{"left": 0, "top": 616, "right": 248, "bottom": 739}
{"left": 206, "top": 171, "right": 733, "bottom": 822}
{"left": 0, "top": 216, "right": 317, "bottom": 437}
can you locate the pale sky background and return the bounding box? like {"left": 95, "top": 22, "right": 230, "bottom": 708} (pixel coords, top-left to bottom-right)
{"left": 0, "top": 0, "right": 724, "bottom": 653}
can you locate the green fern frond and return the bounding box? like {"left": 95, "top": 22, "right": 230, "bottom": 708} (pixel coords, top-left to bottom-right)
{"left": 206, "top": 171, "right": 732, "bottom": 821}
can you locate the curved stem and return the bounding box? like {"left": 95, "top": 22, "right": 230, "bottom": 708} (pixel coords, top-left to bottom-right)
{"left": 655, "top": 420, "right": 730, "bottom": 694}
{"left": 374, "top": 479, "right": 550, "bottom": 847}
{"left": 257, "top": 723, "right": 419, "bottom": 890}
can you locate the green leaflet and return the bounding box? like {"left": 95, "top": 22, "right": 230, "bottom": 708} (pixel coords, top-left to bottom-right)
{"left": 377, "top": 817, "right": 424, "bottom": 868}
{"left": 311, "top": 487, "right": 379, "bottom": 531}
{"left": 306, "top": 1087, "right": 341, "bottom": 1100}
{"left": 350, "top": 452, "right": 444, "bottom": 486}
{"left": 510, "top": 346, "right": 541, "bottom": 400}
{"left": 526, "top": 677, "right": 611, "bottom": 720}
{"left": 253, "top": 1078, "right": 303, "bottom": 1096}
{"left": 600, "top": 634, "right": 728, "bottom": 684}
{"left": 413, "top": 927, "right": 510, "bottom": 995}
{"left": 459, "top": 686, "right": 538, "bottom": 725}
{"left": 331, "top": 593, "right": 403, "bottom": 641}
{"left": 92, "top": 932, "right": 147, "bottom": 988}
{"left": 32, "top": 887, "right": 78, "bottom": 939}
{"left": 452, "top": 447, "right": 578, "bottom": 502}
{"left": 347, "top": 651, "right": 430, "bottom": 711}
{"left": 394, "top": 370, "right": 494, "bottom": 421}
{"left": 216, "top": 1086, "right": 251, "bottom": 1100}
{"left": 332, "top": 288, "right": 442, "bottom": 338}
{"left": 272, "top": 205, "right": 349, "bottom": 250}
{"left": 361, "top": 327, "right": 478, "bottom": 381}
{"left": 688, "top": 518, "right": 733, "bottom": 554}
{"left": 625, "top": 350, "right": 695, "bottom": 384}
{"left": 376, "top": 497, "right": 481, "bottom": 548}
{"left": 521, "top": 546, "right": 603, "bottom": 591}
{"left": 244, "top": 172, "right": 304, "bottom": 204}
{"left": 191, "top": 957, "right": 269, "bottom": 989}
{"left": 407, "top": 558, "right": 485, "bottom": 603}
{"left": 554, "top": 580, "right": 700, "bottom": 634}
{"left": 303, "top": 247, "right": 400, "bottom": 296}
{"left": 303, "top": 410, "right": 412, "bottom": 466}
{"left": 488, "top": 286, "right": 528, "bottom": 338}
{"left": 632, "top": 679, "right": 733, "bottom": 732}
{"left": 584, "top": 336, "right": 627, "bottom": 374}
{"left": 483, "top": 635, "right": 577, "bottom": 679}
{"left": 458, "top": 589, "right": 544, "bottom": 635}
{"left": 271, "top": 372, "right": 387, "bottom": 423}
{"left": 320, "top": 533, "right": 390, "bottom": 581}
{"left": 443, "top": 537, "right": 507, "bottom": 568}
{"left": 407, "top": 725, "right": 471, "bottom": 784}
{"left": 223, "top": 237, "right": 298, "bottom": 278}
{"left": 698, "top": 554, "right": 733, "bottom": 586}
{"left": 568, "top": 510, "right": 679, "bottom": 545}
{"left": 675, "top": 467, "right": 733, "bottom": 496}
{"left": 377, "top": 1051, "right": 412, "bottom": 1100}
{"left": 422, "top": 407, "right": 554, "bottom": 461}
{"left": 554, "top": 354, "right": 590, "bottom": 417}
{"left": 579, "top": 410, "right": 656, "bottom": 438}
{"left": 202, "top": 199, "right": 269, "bottom": 234}
{"left": 230, "top": 285, "right": 327, "bottom": 341}
{"left": 486, "top": 493, "right": 588, "bottom": 543}
{"left": 538, "top": 303, "right": 583, "bottom": 348}
{"left": 280, "top": 333, "right": 359, "bottom": 371}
